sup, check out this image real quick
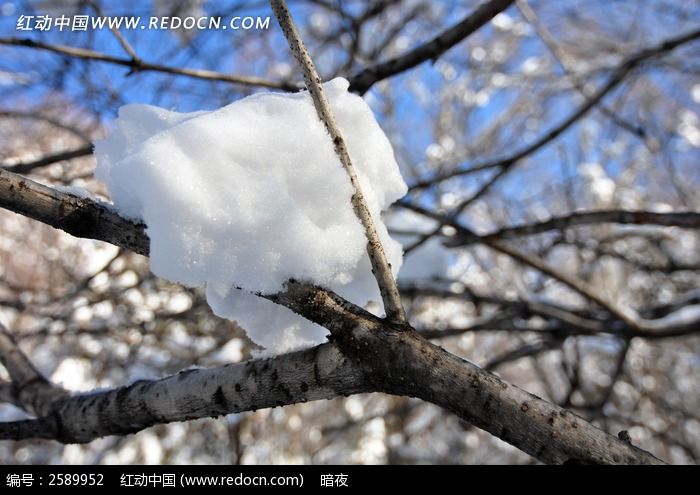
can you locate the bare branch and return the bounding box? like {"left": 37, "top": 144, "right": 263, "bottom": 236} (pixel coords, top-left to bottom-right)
{"left": 0, "top": 324, "right": 42, "bottom": 387}
{"left": 348, "top": 0, "right": 516, "bottom": 94}
{"left": 0, "top": 37, "right": 298, "bottom": 91}
{"left": 0, "top": 343, "right": 365, "bottom": 443}
{"left": 2, "top": 145, "right": 94, "bottom": 174}
{"left": 331, "top": 317, "right": 663, "bottom": 464}
{"left": 0, "top": 110, "right": 91, "bottom": 142}
{"left": 400, "top": 201, "right": 700, "bottom": 338}
{"left": 408, "top": 27, "right": 700, "bottom": 194}
{"left": 88, "top": 0, "right": 140, "bottom": 61}
{"left": 446, "top": 210, "right": 700, "bottom": 246}
{"left": 269, "top": 0, "right": 407, "bottom": 323}
{"left": 485, "top": 339, "right": 559, "bottom": 371}
{"left": 516, "top": 0, "right": 646, "bottom": 138}
{"left": 0, "top": 323, "right": 68, "bottom": 416}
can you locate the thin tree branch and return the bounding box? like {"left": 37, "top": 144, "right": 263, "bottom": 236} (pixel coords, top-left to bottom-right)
{"left": 348, "top": 0, "right": 516, "bottom": 94}
{"left": 0, "top": 110, "right": 91, "bottom": 142}
{"left": 0, "top": 37, "right": 297, "bottom": 91}
{"left": 0, "top": 324, "right": 42, "bottom": 387}
{"left": 446, "top": 210, "right": 700, "bottom": 246}
{"left": 485, "top": 339, "right": 559, "bottom": 371}
{"left": 88, "top": 0, "right": 140, "bottom": 62}
{"left": 516, "top": 0, "right": 646, "bottom": 138}
{"left": 0, "top": 323, "right": 68, "bottom": 416}
{"left": 3, "top": 145, "right": 94, "bottom": 174}
{"left": 407, "top": 27, "right": 700, "bottom": 194}
{"left": 269, "top": 0, "right": 407, "bottom": 323}
{"left": 400, "top": 201, "right": 700, "bottom": 338}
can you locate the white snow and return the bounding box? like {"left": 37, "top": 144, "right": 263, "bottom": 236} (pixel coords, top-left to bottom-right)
{"left": 95, "top": 78, "right": 407, "bottom": 354}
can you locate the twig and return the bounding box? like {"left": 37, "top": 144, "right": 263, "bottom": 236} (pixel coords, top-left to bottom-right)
{"left": 0, "top": 110, "right": 91, "bottom": 142}
{"left": 88, "top": 0, "right": 140, "bottom": 62}
{"left": 485, "top": 339, "right": 559, "bottom": 371}
{"left": 348, "top": 0, "right": 516, "bottom": 94}
{"left": 0, "top": 323, "right": 42, "bottom": 386}
{"left": 446, "top": 210, "right": 700, "bottom": 246}
{"left": 269, "top": 0, "right": 407, "bottom": 323}
{"left": 516, "top": 0, "right": 646, "bottom": 138}
{"left": 407, "top": 27, "right": 700, "bottom": 194}
{"left": 3, "top": 145, "right": 94, "bottom": 174}
{"left": 0, "top": 37, "right": 297, "bottom": 91}
{"left": 400, "top": 201, "right": 700, "bottom": 337}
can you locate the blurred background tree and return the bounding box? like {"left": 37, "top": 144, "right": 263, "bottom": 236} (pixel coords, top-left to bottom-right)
{"left": 0, "top": 0, "right": 698, "bottom": 463}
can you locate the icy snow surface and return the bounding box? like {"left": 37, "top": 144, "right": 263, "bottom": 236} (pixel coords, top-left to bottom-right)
{"left": 95, "top": 78, "right": 407, "bottom": 354}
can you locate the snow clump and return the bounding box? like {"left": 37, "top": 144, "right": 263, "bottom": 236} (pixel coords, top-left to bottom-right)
{"left": 95, "top": 78, "right": 407, "bottom": 354}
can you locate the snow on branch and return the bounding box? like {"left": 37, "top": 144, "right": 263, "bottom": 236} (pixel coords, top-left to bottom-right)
{"left": 93, "top": 75, "right": 407, "bottom": 352}
{"left": 0, "top": 167, "right": 667, "bottom": 464}
{"left": 270, "top": 0, "right": 407, "bottom": 324}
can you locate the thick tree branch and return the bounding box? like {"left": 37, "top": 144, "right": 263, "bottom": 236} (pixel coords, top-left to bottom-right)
{"left": 348, "top": 0, "right": 516, "bottom": 94}
{"left": 270, "top": 0, "right": 407, "bottom": 323}
{"left": 326, "top": 317, "right": 662, "bottom": 464}
{"left": 0, "top": 167, "right": 666, "bottom": 463}
{"left": 0, "top": 167, "right": 149, "bottom": 256}
{"left": 0, "top": 343, "right": 366, "bottom": 442}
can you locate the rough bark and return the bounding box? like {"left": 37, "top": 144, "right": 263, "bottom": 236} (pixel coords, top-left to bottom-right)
{"left": 1, "top": 343, "right": 366, "bottom": 443}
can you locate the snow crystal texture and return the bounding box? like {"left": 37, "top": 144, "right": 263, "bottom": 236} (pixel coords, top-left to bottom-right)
{"left": 96, "top": 78, "right": 407, "bottom": 354}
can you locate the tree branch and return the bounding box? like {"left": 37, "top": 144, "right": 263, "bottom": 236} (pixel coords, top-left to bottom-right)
{"left": 0, "top": 164, "right": 666, "bottom": 463}
{"left": 0, "top": 167, "right": 149, "bottom": 256}
{"left": 516, "top": 0, "right": 646, "bottom": 139}
{"left": 2, "top": 145, "right": 94, "bottom": 174}
{"left": 327, "top": 316, "right": 662, "bottom": 464}
{"left": 0, "top": 323, "right": 68, "bottom": 416}
{"left": 0, "top": 342, "right": 365, "bottom": 442}
{"left": 269, "top": 0, "right": 407, "bottom": 323}
{"left": 348, "top": 0, "right": 516, "bottom": 94}
{"left": 407, "top": 27, "right": 700, "bottom": 194}
{"left": 401, "top": 201, "right": 700, "bottom": 338}
{"left": 446, "top": 210, "right": 700, "bottom": 246}
{"left": 0, "top": 37, "right": 297, "bottom": 91}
